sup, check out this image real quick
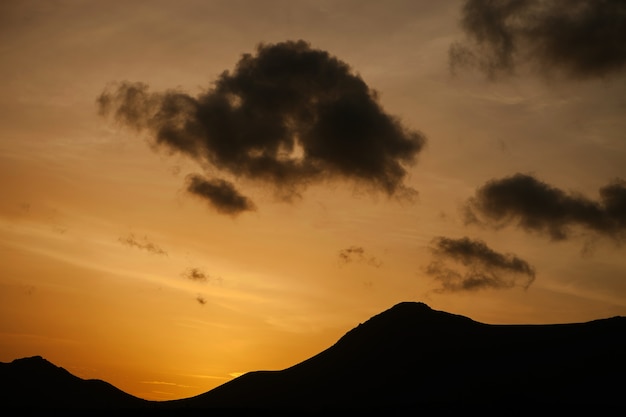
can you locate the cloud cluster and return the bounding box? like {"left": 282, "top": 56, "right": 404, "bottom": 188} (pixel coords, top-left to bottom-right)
{"left": 338, "top": 246, "right": 382, "bottom": 268}
{"left": 450, "top": 0, "right": 626, "bottom": 79}
{"left": 181, "top": 267, "right": 212, "bottom": 283}
{"left": 426, "top": 236, "right": 536, "bottom": 292}
{"left": 119, "top": 234, "right": 167, "bottom": 256}
{"left": 98, "top": 40, "right": 426, "bottom": 213}
{"left": 465, "top": 174, "right": 626, "bottom": 242}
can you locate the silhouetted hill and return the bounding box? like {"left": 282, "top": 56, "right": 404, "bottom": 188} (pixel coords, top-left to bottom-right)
{"left": 3, "top": 302, "right": 626, "bottom": 415}
{"left": 0, "top": 355, "right": 149, "bottom": 413}
{"left": 167, "top": 302, "right": 626, "bottom": 413}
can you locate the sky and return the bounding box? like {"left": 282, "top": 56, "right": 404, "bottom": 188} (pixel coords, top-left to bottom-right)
{"left": 1, "top": 0, "right": 626, "bottom": 401}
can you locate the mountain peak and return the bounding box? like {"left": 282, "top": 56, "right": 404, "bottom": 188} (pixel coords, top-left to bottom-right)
{"left": 7, "top": 355, "right": 68, "bottom": 374}
{"left": 12, "top": 355, "right": 47, "bottom": 364}
{"left": 385, "top": 301, "right": 433, "bottom": 314}
{"left": 346, "top": 301, "right": 476, "bottom": 336}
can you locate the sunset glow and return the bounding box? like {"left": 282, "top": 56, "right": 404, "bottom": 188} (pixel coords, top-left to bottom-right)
{"left": 2, "top": 0, "right": 626, "bottom": 401}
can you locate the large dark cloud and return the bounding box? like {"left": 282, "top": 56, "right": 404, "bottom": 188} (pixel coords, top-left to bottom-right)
{"left": 465, "top": 174, "right": 626, "bottom": 241}
{"left": 186, "top": 174, "right": 256, "bottom": 216}
{"left": 450, "top": 0, "right": 626, "bottom": 79}
{"left": 98, "top": 40, "right": 426, "bottom": 212}
{"left": 426, "top": 236, "right": 536, "bottom": 292}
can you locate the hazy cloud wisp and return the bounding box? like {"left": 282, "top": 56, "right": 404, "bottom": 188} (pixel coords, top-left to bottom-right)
{"left": 181, "top": 267, "right": 219, "bottom": 284}
{"left": 338, "top": 246, "right": 382, "bottom": 268}
{"left": 119, "top": 233, "right": 167, "bottom": 256}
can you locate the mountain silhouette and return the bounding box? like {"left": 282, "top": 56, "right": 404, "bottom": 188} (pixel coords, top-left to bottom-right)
{"left": 167, "top": 302, "right": 626, "bottom": 413}
{"left": 0, "top": 355, "right": 149, "bottom": 413}
{"left": 2, "top": 302, "right": 625, "bottom": 415}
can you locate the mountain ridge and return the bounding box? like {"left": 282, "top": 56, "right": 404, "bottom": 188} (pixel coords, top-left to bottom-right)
{"left": 2, "top": 301, "right": 625, "bottom": 414}
{"left": 174, "top": 301, "right": 626, "bottom": 411}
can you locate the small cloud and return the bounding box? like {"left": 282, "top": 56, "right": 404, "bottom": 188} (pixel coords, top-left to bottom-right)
{"left": 186, "top": 174, "right": 256, "bottom": 216}
{"left": 426, "top": 236, "right": 536, "bottom": 293}
{"left": 119, "top": 233, "right": 167, "bottom": 256}
{"left": 338, "top": 246, "right": 382, "bottom": 268}
{"left": 196, "top": 295, "right": 207, "bottom": 305}
{"left": 181, "top": 267, "right": 222, "bottom": 285}
{"left": 22, "top": 285, "right": 35, "bottom": 296}
{"left": 51, "top": 225, "right": 67, "bottom": 234}
{"left": 182, "top": 267, "right": 210, "bottom": 282}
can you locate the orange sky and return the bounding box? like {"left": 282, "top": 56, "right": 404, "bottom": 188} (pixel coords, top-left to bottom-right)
{"left": 2, "top": 0, "right": 626, "bottom": 401}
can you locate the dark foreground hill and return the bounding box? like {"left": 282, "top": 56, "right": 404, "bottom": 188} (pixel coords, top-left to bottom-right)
{"left": 0, "top": 355, "right": 149, "bottom": 413}
{"left": 166, "top": 302, "right": 626, "bottom": 414}
{"left": 2, "top": 302, "right": 626, "bottom": 415}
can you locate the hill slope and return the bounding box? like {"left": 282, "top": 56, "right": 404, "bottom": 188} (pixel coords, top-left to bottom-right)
{"left": 171, "top": 302, "right": 626, "bottom": 411}
{"left": 0, "top": 355, "right": 149, "bottom": 411}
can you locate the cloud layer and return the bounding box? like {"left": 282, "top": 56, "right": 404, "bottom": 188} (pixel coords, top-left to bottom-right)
{"left": 98, "top": 40, "right": 426, "bottom": 212}
{"left": 426, "top": 236, "right": 536, "bottom": 292}
{"left": 465, "top": 174, "right": 626, "bottom": 241}
{"left": 450, "top": 0, "right": 626, "bottom": 79}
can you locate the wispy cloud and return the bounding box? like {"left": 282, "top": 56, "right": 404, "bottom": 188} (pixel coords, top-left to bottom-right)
{"left": 141, "top": 380, "right": 192, "bottom": 388}
{"left": 181, "top": 267, "right": 222, "bottom": 285}
{"left": 338, "top": 246, "right": 382, "bottom": 268}
{"left": 118, "top": 233, "right": 167, "bottom": 256}
{"left": 426, "top": 236, "right": 536, "bottom": 292}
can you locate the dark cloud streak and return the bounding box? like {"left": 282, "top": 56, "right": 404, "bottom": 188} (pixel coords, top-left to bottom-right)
{"left": 450, "top": 0, "right": 626, "bottom": 79}
{"left": 186, "top": 175, "right": 256, "bottom": 216}
{"left": 426, "top": 236, "right": 536, "bottom": 292}
{"left": 119, "top": 233, "right": 167, "bottom": 256}
{"left": 465, "top": 174, "right": 626, "bottom": 242}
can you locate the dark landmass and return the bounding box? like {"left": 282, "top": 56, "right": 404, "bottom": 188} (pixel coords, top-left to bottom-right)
{"left": 2, "top": 302, "right": 625, "bottom": 415}
{"left": 0, "top": 355, "right": 149, "bottom": 413}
